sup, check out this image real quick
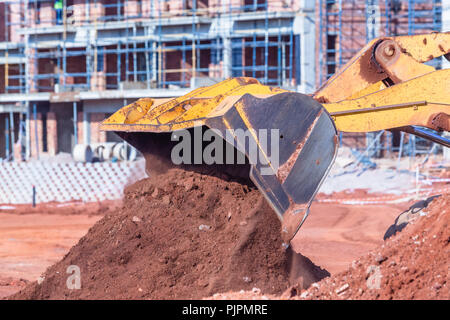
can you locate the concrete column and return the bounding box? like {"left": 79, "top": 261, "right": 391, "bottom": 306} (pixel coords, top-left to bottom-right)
{"left": 293, "top": 3, "right": 316, "bottom": 94}
{"left": 83, "top": 111, "right": 90, "bottom": 145}
{"left": 25, "top": 102, "right": 30, "bottom": 160}
{"left": 365, "top": 0, "right": 380, "bottom": 40}
{"left": 222, "top": 37, "right": 232, "bottom": 79}
{"left": 152, "top": 42, "right": 157, "bottom": 81}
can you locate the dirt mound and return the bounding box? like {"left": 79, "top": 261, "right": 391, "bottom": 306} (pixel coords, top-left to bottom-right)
{"left": 10, "top": 169, "right": 327, "bottom": 300}
{"left": 205, "top": 194, "right": 449, "bottom": 300}
{"left": 293, "top": 193, "right": 449, "bottom": 300}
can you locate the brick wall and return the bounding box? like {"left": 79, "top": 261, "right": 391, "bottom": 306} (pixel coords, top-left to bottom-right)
{"left": 91, "top": 1, "right": 106, "bottom": 21}
{"left": 5, "top": 64, "right": 23, "bottom": 93}
{"left": 29, "top": 113, "right": 44, "bottom": 158}
{"left": 47, "top": 112, "right": 58, "bottom": 156}
{"left": 66, "top": 54, "right": 87, "bottom": 89}
{"left": 72, "top": 0, "right": 87, "bottom": 25}
{"left": 0, "top": 66, "right": 4, "bottom": 94}
{"left": 167, "top": 0, "right": 183, "bottom": 15}
{"left": 124, "top": 0, "right": 141, "bottom": 18}
{"left": 37, "top": 56, "right": 56, "bottom": 92}
{"left": 104, "top": 0, "right": 122, "bottom": 18}
{"left": 267, "top": 0, "right": 301, "bottom": 12}
{"left": 90, "top": 113, "right": 106, "bottom": 144}
{"left": 8, "top": 0, "right": 24, "bottom": 42}
{"left": 0, "top": 1, "right": 24, "bottom": 42}
{"left": 77, "top": 111, "right": 84, "bottom": 144}
{"left": 39, "top": 2, "right": 56, "bottom": 27}
{"left": 209, "top": 61, "right": 223, "bottom": 78}
{"left": 0, "top": 2, "right": 5, "bottom": 42}
{"left": 91, "top": 72, "right": 107, "bottom": 91}
{"left": 223, "top": 0, "right": 246, "bottom": 12}
{"left": 105, "top": 47, "right": 118, "bottom": 88}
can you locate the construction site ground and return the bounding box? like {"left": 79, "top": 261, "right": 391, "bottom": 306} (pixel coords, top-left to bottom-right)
{"left": 0, "top": 202, "right": 120, "bottom": 298}
{"left": 1, "top": 153, "right": 448, "bottom": 300}
{"left": 0, "top": 194, "right": 411, "bottom": 299}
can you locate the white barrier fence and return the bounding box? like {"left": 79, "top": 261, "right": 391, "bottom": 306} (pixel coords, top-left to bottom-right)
{"left": 0, "top": 160, "right": 147, "bottom": 204}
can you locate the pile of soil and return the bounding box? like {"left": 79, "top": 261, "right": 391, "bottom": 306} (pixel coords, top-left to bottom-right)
{"left": 10, "top": 168, "right": 327, "bottom": 300}
{"left": 294, "top": 193, "right": 449, "bottom": 300}
{"left": 206, "top": 193, "right": 449, "bottom": 300}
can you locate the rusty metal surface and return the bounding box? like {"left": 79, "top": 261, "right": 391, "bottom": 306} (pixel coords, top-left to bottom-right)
{"left": 373, "top": 39, "right": 435, "bottom": 84}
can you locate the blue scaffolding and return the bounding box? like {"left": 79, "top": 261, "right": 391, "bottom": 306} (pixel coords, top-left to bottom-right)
{"left": 1, "top": 0, "right": 299, "bottom": 93}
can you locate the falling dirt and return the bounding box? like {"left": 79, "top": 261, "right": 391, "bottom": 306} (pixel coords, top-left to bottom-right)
{"left": 10, "top": 168, "right": 328, "bottom": 300}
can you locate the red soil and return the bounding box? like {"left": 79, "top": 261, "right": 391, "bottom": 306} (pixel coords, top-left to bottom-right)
{"left": 209, "top": 193, "right": 449, "bottom": 300}
{"left": 0, "top": 213, "right": 101, "bottom": 298}
{"left": 291, "top": 201, "right": 409, "bottom": 274}
{"left": 296, "top": 193, "right": 449, "bottom": 300}
{"left": 11, "top": 169, "right": 330, "bottom": 299}
{"left": 7, "top": 168, "right": 447, "bottom": 300}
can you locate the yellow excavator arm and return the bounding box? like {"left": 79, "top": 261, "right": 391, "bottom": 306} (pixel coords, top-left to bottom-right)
{"left": 101, "top": 32, "right": 449, "bottom": 244}
{"left": 317, "top": 32, "right": 450, "bottom": 139}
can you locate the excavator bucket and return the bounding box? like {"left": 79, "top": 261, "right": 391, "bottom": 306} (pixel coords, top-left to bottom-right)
{"left": 101, "top": 78, "right": 338, "bottom": 243}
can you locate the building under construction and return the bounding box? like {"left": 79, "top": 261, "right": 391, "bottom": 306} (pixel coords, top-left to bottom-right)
{"left": 0, "top": 0, "right": 315, "bottom": 160}
{"left": 0, "top": 0, "right": 448, "bottom": 161}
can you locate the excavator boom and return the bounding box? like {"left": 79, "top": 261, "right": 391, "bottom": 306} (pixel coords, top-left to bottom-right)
{"left": 101, "top": 32, "right": 450, "bottom": 244}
